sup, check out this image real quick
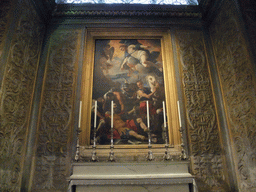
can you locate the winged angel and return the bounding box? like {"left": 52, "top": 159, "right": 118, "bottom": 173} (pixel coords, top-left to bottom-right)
{"left": 119, "top": 40, "right": 162, "bottom": 77}
{"left": 98, "top": 44, "right": 115, "bottom": 75}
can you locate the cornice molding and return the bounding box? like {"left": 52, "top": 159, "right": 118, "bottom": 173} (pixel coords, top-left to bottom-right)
{"left": 53, "top": 4, "right": 202, "bottom": 18}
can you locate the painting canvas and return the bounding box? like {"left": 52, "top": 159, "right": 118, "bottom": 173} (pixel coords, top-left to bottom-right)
{"left": 91, "top": 39, "right": 168, "bottom": 145}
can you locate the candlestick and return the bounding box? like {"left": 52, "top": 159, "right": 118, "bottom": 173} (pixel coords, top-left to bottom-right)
{"left": 78, "top": 101, "right": 82, "bottom": 128}
{"left": 146, "top": 100, "right": 150, "bottom": 128}
{"left": 94, "top": 101, "right": 97, "bottom": 128}
{"left": 74, "top": 128, "right": 81, "bottom": 161}
{"left": 146, "top": 101, "right": 153, "bottom": 161}
{"left": 111, "top": 100, "right": 113, "bottom": 128}
{"left": 93, "top": 101, "right": 97, "bottom": 148}
{"left": 177, "top": 101, "right": 182, "bottom": 127}
{"left": 109, "top": 100, "right": 115, "bottom": 162}
{"left": 111, "top": 100, "right": 114, "bottom": 145}
{"left": 163, "top": 101, "right": 166, "bottom": 128}
{"left": 163, "top": 100, "right": 171, "bottom": 161}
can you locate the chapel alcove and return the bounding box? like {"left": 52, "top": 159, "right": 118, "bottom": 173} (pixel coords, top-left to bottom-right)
{"left": 0, "top": 0, "right": 255, "bottom": 191}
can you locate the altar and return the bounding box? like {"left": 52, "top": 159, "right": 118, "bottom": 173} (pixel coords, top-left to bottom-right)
{"left": 68, "top": 161, "right": 194, "bottom": 192}
{"left": 68, "top": 28, "right": 195, "bottom": 192}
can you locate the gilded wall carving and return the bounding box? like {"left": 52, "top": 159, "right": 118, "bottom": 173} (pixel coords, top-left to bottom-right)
{"left": 210, "top": 0, "right": 256, "bottom": 191}
{"left": 32, "top": 31, "right": 80, "bottom": 191}
{"left": 0, "top": 0, "right": 44, "bottom": 191}
{"left": 176, "top": 31, "right": 228, "bottom": 191}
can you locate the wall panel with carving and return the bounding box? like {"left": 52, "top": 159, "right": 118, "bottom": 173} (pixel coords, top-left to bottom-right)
{"left": 0, "top": 0, "right": 45, "bottom": 191}
{"left": 31, "top": 29, "right": 82, "bottom": 191}
{"left": 238, "top": 0, "right": 256, "bottom": 60}
{"left": 0, "top": 0, "right": 13, "bottom": 84}
{"left": 209, "top": 0, "right": 256, "bottom": 191}
{"left": 175, "top": 30, "right": 229, "bottom": 191}
{"left": 0, "top": 0, "right": 12, "bottom": 55}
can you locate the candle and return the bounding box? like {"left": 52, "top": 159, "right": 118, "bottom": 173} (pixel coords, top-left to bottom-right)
{"left": 94, "top": 100, "right": 97, "bottom": 128}
{"left": 177, "top": 101, "right": 182, "bottom": 127}
{"left": 78, "top": 101, "right": 82, "bottom": 128}
{"left": 147, "top": 100, "right": 150, "bottom": 128}
{"left": 111, "top": 100, "right": 113, "bottom": 128}
{"left": 111, "top": 100, "right": 114, "bottom": 146}
{"left": 163, "top": 101, "right": 166, "bottom": 127}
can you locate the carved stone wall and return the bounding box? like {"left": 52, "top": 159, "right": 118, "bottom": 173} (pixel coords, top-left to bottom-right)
{"left": 176, "top": 30, "right": 229, "bottom": 191}
{"left": 239, "top": 0, "right": 256, "bottom": 58}
{"left": 0, "top": 0, "right": 12, "bottom": 59}
{"left": 0, "top": 0, "right": 45, "bottom": 191}
{"left": 31, "top": 30, "right": 81, "bottom": 191}
{"left": 209, "top": 0, "right": 256, "bottom": 191}
{"left": 0, "top": 0, "right": 13, "bottom": 85}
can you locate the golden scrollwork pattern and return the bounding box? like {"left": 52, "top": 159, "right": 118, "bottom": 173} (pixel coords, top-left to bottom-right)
{"left": 32, "top": 30, "right": 80, "bottom": 191}
{"left": 176, "top": 30, "right": 228, "bottom": 191}
{"left": 0, "top": 0, "right": 44, "bottom": 191}
{"left": 210, "top": 0, "right": 256, "bottom": 191}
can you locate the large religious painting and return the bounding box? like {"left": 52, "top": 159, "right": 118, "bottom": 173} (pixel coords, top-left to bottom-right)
{"left": 91, "top": 39, "right": 167, "bottom": 145}
{"left": 80, "top": 29, "right": 181, "bottom": 155}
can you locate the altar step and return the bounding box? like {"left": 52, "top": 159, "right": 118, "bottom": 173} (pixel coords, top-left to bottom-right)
{"left": 68, "top": 161, "right": 194, "bottom": 192}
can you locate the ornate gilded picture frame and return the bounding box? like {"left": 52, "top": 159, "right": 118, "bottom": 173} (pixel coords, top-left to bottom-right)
{"left": 80, "top": 28, "right": 181, "bottom": 158}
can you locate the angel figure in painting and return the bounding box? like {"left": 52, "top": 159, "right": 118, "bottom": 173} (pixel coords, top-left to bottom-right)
{"left": 99, "top": 44, "right": 115, "bottom": 75}
{"left": 119, "top": 40, "right": 162, "bottom": 77}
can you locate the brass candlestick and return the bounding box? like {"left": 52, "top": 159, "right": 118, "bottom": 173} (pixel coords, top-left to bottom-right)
{"left": 163, "top": 125, "right": 172, "bottom": 161}
{"left": 179, "top": 127, "right": 188, "bottom": 160}
{"left": 91, "top": 127, "right": 98, "bottom": 162}
{"left": 108, "top": 101, "right": 115, "bottom": 162}
{"left": 146, "top": 128, "right": 154, "bottom": 161}
{"left": 108, "top": 127, "right": 115, "bottom": 162}
{"left": 91, "top": 101, "right": 98, "bottom": 162}
{"left": 74, "top": 128, "right": 81, "bottom": 162}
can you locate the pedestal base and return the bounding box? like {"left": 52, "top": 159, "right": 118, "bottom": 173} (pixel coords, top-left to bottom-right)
{"left": 68, "top": 161, "right": 194, "bottom": 192}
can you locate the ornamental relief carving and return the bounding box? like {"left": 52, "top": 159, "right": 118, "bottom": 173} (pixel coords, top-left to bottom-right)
{"left": 210, "top": 0, "right": 256, "bottom": 190}
{"left": 176, "top": 31, "right": 227, "bottom": 191}
{"left": 32, "top": 31, "right": 79, "bottom": 191}
{"left": 0, "top": 0, "right": 44, "bottom": 191}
